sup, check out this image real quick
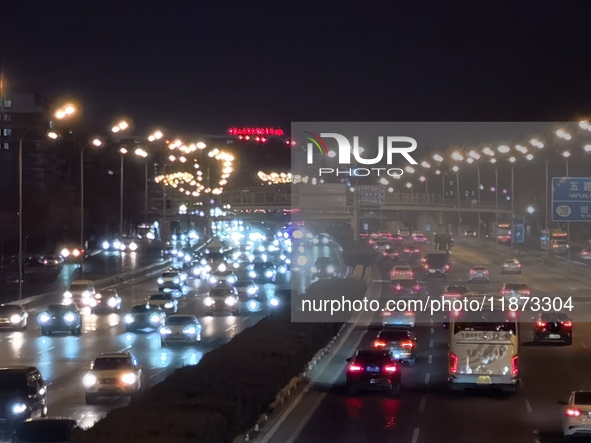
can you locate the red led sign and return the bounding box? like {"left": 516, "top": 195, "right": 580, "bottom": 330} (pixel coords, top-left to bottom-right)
{"left": 228, "top": 127, "right": 285, "bottom": 136}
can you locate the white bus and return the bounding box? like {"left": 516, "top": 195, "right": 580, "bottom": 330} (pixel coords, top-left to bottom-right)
{"left": 448, "top": 307, "right": 519, "bottom": 393}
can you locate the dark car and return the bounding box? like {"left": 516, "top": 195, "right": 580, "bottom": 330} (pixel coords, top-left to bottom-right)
{"left": 372, "top": 327, "right": 418, "bottom": 365}
{"left": 203, "top": 285, "right": 240, "bottom": 316}
{"left": 0, "top": 367, "right": 47, "bottom": 440}
{"left": 0, "top": 305, "right": 28, "bottom": 331}
{"left": 312, "top": 257, "right": 336, "bottom": 278}
{"left": 402, "top": 246, "right": 421, "bottom": 257}
{"left": 123, "top": 305, "right": 166, "bottom": 332}
{"left": 12, "top": 418, "right": 79, "bottom": 443}
{"left": 534, "top": 312, "right": 572, "bottom": 345}
{"left": 423, "top": 253, "right": 450, "bottom": 280}
{"left": 251, "top": 262, "right": 277, "bottom": 283}
{"left": 345, "top": 350, "right": 401, "bottom": 396}
{"left": 389, "top": 279, "right": 422, "bottom": 297}
{"left": 90, "top": 288, "right": 122, "bottom": 312}
{"left": 442, "top": 285, "right": 470, "bottom": 297}
{"left": 500, "top": 283, "right": 531, "bottom": 299}
{"left": 36, "top": 305, "right": 81, "bottom": 336}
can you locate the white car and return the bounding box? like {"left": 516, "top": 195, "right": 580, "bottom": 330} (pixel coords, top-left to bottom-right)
{"left": 147, "top": 293, "right": 179, "bottom": 314}
{"left": 381, "top": 309, "right": 415, "bottom": 327}
{"left": 82, "top": 352, "right": 142, "bottom": 404}
{"left": 159, "top": 315, "right": 202, "bottom": 346}
{"left": 390, "top": 265, "right": 414, "bottom": 280}
{"left": 157, "top": 269, "right": 187, "bottom": 290}
{"left": 203, "top": 285, "right": 240, "bottom": 316}
{"left": 501, "top": 259, "right": 522, "bottom": 274}
{"left": 235, "top": 280, "right": 259, "bottom": 298}
{"left": 62, "top": 280, "right": 96, "bottom": 306}
{"left": 562, "top": 390, "right": 591, "bottom": 438}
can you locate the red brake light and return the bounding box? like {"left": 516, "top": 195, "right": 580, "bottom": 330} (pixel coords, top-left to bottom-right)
{"left": 423, "top": 264, "right": 429, "bottom": 269}
{"left": 414, "top": 285, "right": 422, "bottom": 291}
{"left": 536, "top": 321, "right": 546, "bottom": 328}
{"left": 507, "top": 311, "right": 517, "bottom": 319}
{"left": 382, "top": 311, "right": 391, "bottom": 316}
{"left": 372, "top": 340, "right": 387, "bottom": 348}
{"left": 383, "top": 364, "right": 397, "bottom": 373}
{"left": 511, "top": 355, "right": 519, "bottom": 376}
{"left": 449, "top": 353, "right": 458, "bottom": 374}
{"left": 517, "top": 264, "right": 522, "bottom": 268}
{"left": 563, "top": 321, "right": 573, "bottom": 328}
{"left": 566, "top": 408, "right": 582, "bottom": 417}
{"left": 483, "top": 270, "right": 489, "bottom": 274}
{"left": 501, "top": 289, "right": 511, "bottom": 295}
{"left": 443, "top": 264, "right": 450, "bottom": 270}
{"left": 347, "top": 364, "right": 363, "bottom": 372}
{"left": 404, "top": 311, "right": 413, "bottom": 316}
{"left": 400, "top": 340, "right": 415, "bottom": 349}
{"left": 409, "top": 271, "right": 415, "bottom": 278}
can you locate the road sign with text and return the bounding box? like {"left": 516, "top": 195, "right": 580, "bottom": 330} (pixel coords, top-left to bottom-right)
{"left": 552, "top": 177, "right": 591, "bottom": 222}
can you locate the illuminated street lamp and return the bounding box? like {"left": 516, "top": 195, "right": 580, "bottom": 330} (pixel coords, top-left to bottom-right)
{"left": 91, "top": 138, "right": 102, "bottom": 147}
{"left": 54, "top": 103, "right": 77, "bottom": 120}
{"left": 498, "top": 145, "right": 511, "bottom": 154}
{"left": 47, "top": 131, "right": 58, "bottom": 140}
{"left": 526, "top": 205, "right": 535, "bottom": 214}
{"left": 562, "top": 151, "right": 571, "bottom": 176}
{"left": 432, "top": 154, "right": 444, "bottom": 163}
{"left": 112, "top": 120, "right": 129, "bottom": 133}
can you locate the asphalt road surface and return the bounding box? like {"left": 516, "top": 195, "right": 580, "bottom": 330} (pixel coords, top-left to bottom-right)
{"left": 259, "top": 238, "right": 591, "bottom": 443}
{"left": 0, "top": 243, "right": 344, "bottom": 429}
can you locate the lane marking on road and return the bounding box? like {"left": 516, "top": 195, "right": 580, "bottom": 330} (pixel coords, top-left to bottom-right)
{"left": 39, "top": 346, "right": 55, "bottom": 355}
{"left": 525, "top": 399, "right": 533, "bottom": 414}
{"left": 582, "top": 342, "right": 589, "bottom": 350}
{"left": 430, "top": 328, "right": 434, "bottom": 334}
{"left": 149, "top": 369, "right": 167, "bottom": 380}
{"left": 419, "top": 397, "right": 426, "bottom": 413}
{"left": 519, "top": 379, "right": 525, "bottom": 389}
{"left": 429, "top": 318, "right": 434, "bottom": 325}
{"left": 118, "top": 346, "right": 131, "bottom": 353}
{"left": 411, "top": 427, "right": 420, "bottom": 443}
{"left": 533, "top": 430, "right": 540, "bottom": 443}
{"left": 429, "top": 339, "right": 433, "bottom": 348}
{"left": 428, "top": 355, "right": 433, "bottom": 364}
{"left": 425, "top": 373, "right": 430, "bottom": 385}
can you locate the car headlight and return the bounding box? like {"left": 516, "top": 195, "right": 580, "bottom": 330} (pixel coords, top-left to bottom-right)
{"left": 124, "top": 314, "right": 135, "bottom": 324}
{"left": 247, "top": 300, "right": 259, "bottom": 311}
{"left": 129, "top": 242, "right": 138, "bottom": 251}
{"left": 278, "top": 265, "right": 287, "bottom": 274}
{"left": 226, "top": 275, "right": 237, "bottom": 284}
{"left": 327, "top": 265, "right": 335, "bottom": 274}
{"left": 208, "top": 276, "right": 219, "bottom": 285}
{"left": 121, "top": 373, "right": 137, "bottom": 385}
{"left": 249, "top": 271, "right": 257, "bottom": 279}
{"left": 72, "top": 249, "right": 81, "bottom": 257}
{"left": 180, "top": 273, "right": 187, "bottom": 281}
{"left": 204, "top": 297, "right": 215, "bottom": 307}
{"left": 159, "top": 326, "right": 172, "bottom": 335}
{"left": 225, "top": 296, "right": 237, "bottom": 306}
{"left": 106, "top": 297, "right": 118, "bottom": 308}
{"left": 102, "top": 241, "right": 110, "bottom": 250}
{"left": 164, "top": 302, "right": 174, "bottom": 309}
{"left": 149, "top": 314, "right": 162, "bottom": 324}
{"left": 63, "top": 291, "right": 73, "bottom": 299}
{"left": 10, "top": 314, "right": 22, "bottom": 324}
{"left": 269, "top": 297, "right": 280, "bottom": 307}
{"left": 265, "top": 270, "right": 274, "bottom": 278}
{"left": 113, "top": 240, "right": 121, "bottom": 250}
{"left": 82, "top": 290, "right": 91, "bottom": 298}
{"left": 60, "top": 248, "right": 70, "bottom": 257}
{"left": 322, "top": 237, "right": 330, "bottom": 244}
{"left": 285, "top": 258, "right": 291, "bottom": 265}
{"left": 200, "top": 258, "right": 207, "bottom": 265}
{"left": 63, "top": 312, "right": 76, "bottom": 324}
{"left": 38, "top": 312, "right": 51, "bottom": 324}
{"left": 184, "top": 255, "right": 191, "bottom": 262}
{"left": 157, "top": 277, "right": 164, "bottom": 285}
{"left": 182, "top": 326, "right": 197, "bottom": 335}
{"left": 11, "top": 403, "right": 27, "bottom": 415}
{"left": 311, "top": 266, "right": 318, "bottom": 273}
{"left": 173, "top": 278, "right": 180, "bottom": 284}
{"left": 247, "top": 286, "right": 257, "bottom": 295}
{"left": 95, "top": 293, "right": 102, "bottom": 299}
{"left": 217, "top": 263, "right": 227, "bottom": 272}
{"left": 193, "top": 267, "right": 201, "bottom": 276}
{"left": 82, "top": 373, "right": 97, "bottom": 387}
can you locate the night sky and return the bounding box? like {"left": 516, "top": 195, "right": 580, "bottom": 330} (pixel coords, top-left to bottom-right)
{"left": 4, "top": 1, "right": 591, "bottom": 134}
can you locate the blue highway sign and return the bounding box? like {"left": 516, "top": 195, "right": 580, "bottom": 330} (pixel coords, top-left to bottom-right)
{"left": 552, "top": 177, "right": 591, "bottom": 222}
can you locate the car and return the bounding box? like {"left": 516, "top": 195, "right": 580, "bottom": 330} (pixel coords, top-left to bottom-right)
{"left": 398, "top": 227, "right": 410, "bottom": 238}
{"left": 311, "top": 257, "right": 336, "bottom": 278}
{"left": 463, "top": 228, "right": 477, "bottom": 237}
{"left": 235, "top": 280, "right": 259, "bottom": 298}
{"left": 146, "top": 293, "right": 179, "bottom": 314}
{"left": 411, "top": 231, "right": 428, "bottom": 243}
{"left": 37, "top": 305, "right": 82, "bottom": 336}
{"left": 534, "top": 312, "right": 573, "bottom": 345}
{"left": 251, "top": 262, "right": 277, "bottom": 283}
{"left": 0, "top": 304, "right": 28, "bottom": 330}
{"left": 423, "top": 253, "right": 450, "bottom": 280}
{"left": 389, "top": 265, "right": 414, "bottom": 280}
{"left": 580, "top": 249, "right": 591, "bottom": 260}
{"left": 372, "top": 238, "right": 391, "bottom": 254}
{"left": 12, "top": 418, "right": 79, "bottom": 443}
{"left": 345, "top": 350, "right": 401, "bottom": 397}
{"left": 433, "top": 233, "right": 454, "bottom": 250}
{"left": 501, "top": 258, "right": 522, "bottom": 274}
{"left": 38, "top": 255, "right": 64, "bottom": 267}
{"left": 372, "top": 327, "right": 418, "bottom": 365}
{"left": 0, "top": 367, "right": 47, "bottom": 437}
{"left": 273, "top": 288, "right": 296, "bottom": 307}
{"left": 443, "top": 285, "right": 470, "bottom": 298}
{"left": 381, "top": 245, "right": 400, "bottom": 261}
{"left": 159, "top": 315, "right": 203, "bottom": 346}
{"left": 402, "top": 246, "right": 420, "bottom": 257}
{"left": 82, "top": 352, "right": 142, "bottom": 404}
{"left": 157, "top": 269, "right": 187, "bottom": 291}
{"left": 389, "top": 279, "right": 422, "bottom": 296}
{"left": 469, "top": 266, "right": 490, "bottom": 282}
{"left": 381, "top": 309, "right": 415, "bottom": 327}
{"left": 123, "top": 304, "right": 166, "bottom": 332}
{"left": 58, "top": 245, "right": 86, "bottom": 262}
{"left": 62, "top": 280, "right": 96, "bottom": 307}
{"left": 207, "top": 264, "right": 238, "bottom": 286}
{"left": 562, "top": 390, "right": 591, "bottom": 439}
{"left": 89, "top": 288, "right": 122, "bottom": 312}
{"left": 203, "top": 284, "right": 240, "bottom": 316}
{"left": 500, "top": 283, "right": 531, "bottom": 300}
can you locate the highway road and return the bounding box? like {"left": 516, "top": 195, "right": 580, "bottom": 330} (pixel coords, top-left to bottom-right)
{"left": 0, "top": 246, "right": 169, "bottom": 304}
{"left": 259, "top": 238, "right": 591, "bottom": 443}
{"left": 0, "top": 242, "right": 344, "bottom": 430}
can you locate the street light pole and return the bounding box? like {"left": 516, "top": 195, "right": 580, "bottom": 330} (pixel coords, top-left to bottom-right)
{"left": 511, "top": 163, "right": 515, "bottom": 252}
{"left": 545, "top": 159, "right": 549, "bottom": 231}
{"left": 442, "top": 173, "right": 445, "bottom": 203}
{"left": 495, "top": 166, "right": 499, "bottom": 247}
{"left": 18, "top": 128, "right": 35, "bottom": 299}
{"left": 119, "top": 154, "right": 125, "bottom": 237}
{"left": 144, "top": 161, "right": 149, "bottom": 224}
{"left": 80, "top": 146, "right": 84, "bottom": 277}
{"left": 456, "top": 171, "right": 461, "bottom": 234}
{"left": 477, "top": 165, "right": 481, "bottom": 239}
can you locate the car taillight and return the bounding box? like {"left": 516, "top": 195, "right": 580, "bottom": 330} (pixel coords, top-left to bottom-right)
{"left": 414, "top": 285, "right": 422, "bottom": 291}
{"left": 449, "top": 353, "right": 458, "bottom": 374}
{"left": 347, "top": 364, "right": 364, "bottom": 372}
{"left": 409, "top": 272, "right": 415, "bottom": 278}
{"left": 522, "top": 289, "right": 531, "bottom": 296}
{"left": 483, "top": 270, "right": 489, "bottom": 274}
{"left": 383, "top": 364, "right": 397, "bottom": 373}
{"left": 443, "top": 264, "right": 450, "bottom": 270}
{"left": 536, "top": 321, "right": 546, "bottom": 328}
{"left": 511, "top": 355, "right": 519, "bottom": 376}
{"left": 501, "top": 289, "right": 511, "bottom": 295}
{"left": 445, "top": 293, "right": 459, "bottom": 297}
{"left": 404, "top": 248, "right": 410, "bottom": 253}
{"left": 517, "top": 264, "right": 522, "bottom": 268}
{"left": 400, "top": 340, "right": 415, "bottom": 349}
{"left": 566, "top": 408, "right": 582, "bottom": 417}
{"left": 563, "top": 321, "right": 573, "bottom": 328}
{"left": 372, "top": 340, "right": 387, "bottom": 348}
{"left": 395, "top": 284, "right": 402, "bottom": 290}
{"left": 507, "top": 311, "right": 517, "bottom": 319}
{"left": 404, "top": 311, "right": 414, "bottom": 316}
{"left": 382, "top": 311, "right": 391, "bottom": 316}
{"left": 423, "top": 264, "right": 429, "bottom": 269}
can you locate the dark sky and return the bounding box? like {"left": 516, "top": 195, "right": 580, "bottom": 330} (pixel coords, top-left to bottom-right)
{"left": 4, "top": 1, "right": 591, "bottom": 135}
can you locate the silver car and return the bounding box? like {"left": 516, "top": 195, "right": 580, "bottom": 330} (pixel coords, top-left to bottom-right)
{"left": 159, "top": 315, "right": 202, "bottom": 346}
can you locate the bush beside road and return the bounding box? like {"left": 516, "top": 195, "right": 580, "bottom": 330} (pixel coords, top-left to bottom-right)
{"left": 73, "top": 278, "right": 368, "bottom": 443}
